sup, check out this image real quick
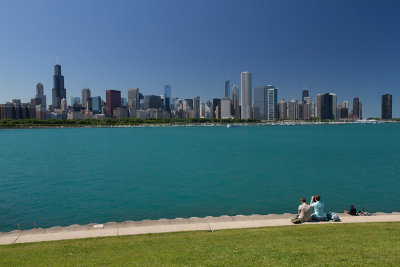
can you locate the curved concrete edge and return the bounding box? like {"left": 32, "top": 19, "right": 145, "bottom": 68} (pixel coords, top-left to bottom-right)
{"left": 1, "top": 212, "right": 400, "bottom": 245}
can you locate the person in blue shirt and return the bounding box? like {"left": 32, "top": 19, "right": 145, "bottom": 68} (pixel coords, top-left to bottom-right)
{"left": 310, "top": 194, "right": 327, "bottom": 221}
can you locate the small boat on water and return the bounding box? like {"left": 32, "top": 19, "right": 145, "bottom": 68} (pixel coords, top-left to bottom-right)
{"left": 227, "top": 124, "right": 238, "bottom": 128}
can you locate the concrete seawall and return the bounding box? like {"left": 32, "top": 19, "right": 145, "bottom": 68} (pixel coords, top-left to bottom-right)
{"left": 1, "top": 212, "right": 400, "bottom": 245}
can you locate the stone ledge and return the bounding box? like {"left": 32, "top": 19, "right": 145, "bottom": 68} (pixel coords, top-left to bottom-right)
{"left": 1, "top": 212, "right": 399, "bottom": 245}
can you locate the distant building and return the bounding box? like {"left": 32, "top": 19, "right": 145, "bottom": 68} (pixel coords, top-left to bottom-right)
{"left": 267, "top": 85, "right": 278, "bottom": 121}
{"left": 183, "top": 99, "right": 194, "bottom": 111}
{"left": 82, "top": 88, "right": 91, "bottom": 110}
{"left": 288, "top": 99, "right": 299, "bottom": 120}
{"left": 61, "top": 98, "right": 68, "bottom": 112}
{"left": 241, "top": 71, "right": 252, "bottom": 119}
{"left": 278, "top": 99, "right": 287, "bottom": 120}
{"left": 352, "top": 97, "right": 360, "bottom": 120}
{"left": 302, "top": 89, "right": 309, "bottom": 103}
{"left": 128, "top": 88, "right": 140, "bottom": 118}
{"left": 200, "top": 102, "right": 205, "bottom": 118}
{"left": 317, "top": 93, "right": 337, "bottom": 120}
{"left": 193, "top": 96, "right": 200, "bottom": 118}
{"left": 231, "top": 85, "right": 240, "bottom": 119}
{"left": 106, "top": 90, "right": 121, "bottom": 116}
{"left": 144, "top": 95, "right": 163, "bottom": 110}
{"left": 91, "top": 96, "right": 102, "bottom": 114}
{"left": 35, "top": 83, "right": 46, "bottom": 108}
{"left": 224, "top": 80, "right": 231, "bottom": 98}
{"left": 113, "top": 107, "right": 129, "bottom": 118}
{"left": 52, "top": 64, "right": 67, "bottom": 109}
{"left": 164, "top": 85, "right": 171, "bottom": 112}
{"left": 253, "top": 86, "right": 267, "bottom": 120}
{"left": 212, "top": 98, "right": 221, "bottom": 119}
{"left": 381, "top": 94, "right": 392, "bottom": 120}
{"left": 205, "top": 100, "right": 213, "bottom": 118}
{"left": 221, "top": 98, "right": 232, "bottom": 119}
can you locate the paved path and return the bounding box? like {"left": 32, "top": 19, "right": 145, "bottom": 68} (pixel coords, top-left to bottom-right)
{"left": 1, "top": 212, "right": 399, "bottom": 245}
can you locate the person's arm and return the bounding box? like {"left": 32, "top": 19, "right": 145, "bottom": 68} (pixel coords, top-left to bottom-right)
{"left": 310, "top": 196, "right": 314, "bottom": 206}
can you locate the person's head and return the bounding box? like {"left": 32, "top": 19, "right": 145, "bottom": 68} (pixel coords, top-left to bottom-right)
{"left": 314, "top": 195, "right": 321, "bottom": 201}
{"left": 301, "top": 197, "right": 306, "bottom": 203}
{"left": 350, "top": 205, "right": 354, "bottom": 209}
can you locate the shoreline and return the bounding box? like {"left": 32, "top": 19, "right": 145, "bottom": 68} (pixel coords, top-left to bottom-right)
{"left": 0, "top": 120, "right": 398, "bottom": 130}
{"left": 1, "top": 212, "right": 399, "bottom": 245}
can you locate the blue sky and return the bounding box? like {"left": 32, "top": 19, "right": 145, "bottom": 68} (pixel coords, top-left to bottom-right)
{"left": 0, "top": 0, "right": 399, "bottom": 117}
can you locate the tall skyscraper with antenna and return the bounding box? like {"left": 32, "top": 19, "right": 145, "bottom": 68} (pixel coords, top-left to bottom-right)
{"left": 51, "top": 62, "right": 66, "bottom": 109}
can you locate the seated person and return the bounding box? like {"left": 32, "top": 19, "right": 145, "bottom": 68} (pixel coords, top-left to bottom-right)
{"left": 310, "top": 194, "right": 327, "bottom": 221}
{"left": 345, "top": 205, "right": 358, "bottom": 216}
{"left": 298, "top": 197, "right": 312, "bottom": 222}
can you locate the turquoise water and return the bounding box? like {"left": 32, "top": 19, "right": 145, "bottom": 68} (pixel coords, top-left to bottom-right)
{"left": 0, "top": 124, "right": 399, "bottom": 232}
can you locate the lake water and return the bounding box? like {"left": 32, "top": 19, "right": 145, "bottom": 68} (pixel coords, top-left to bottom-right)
{"left": 0, "top": 124, "right": 399, "bottom": 232}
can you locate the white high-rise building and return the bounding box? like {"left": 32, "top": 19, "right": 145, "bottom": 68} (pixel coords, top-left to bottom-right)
{"left": 200, "top": 102, "right": 205, "bottom": 118}
{"left": 241, "top": 71, "right": 252, "bottom": 120}
{"left": 205, "top": 100, "right": 213, "bottom": 118}
{"left": 61, "top": 98, "right": 68, "bottom": 112}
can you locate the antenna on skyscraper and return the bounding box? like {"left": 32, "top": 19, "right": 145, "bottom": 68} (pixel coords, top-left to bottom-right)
{"left": 56, "top": 57, "right": 59, "bottom": 65}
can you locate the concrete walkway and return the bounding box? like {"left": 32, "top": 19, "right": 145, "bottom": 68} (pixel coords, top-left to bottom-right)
{"left": 1, "top": 212, "right": 399, "bottom": 245}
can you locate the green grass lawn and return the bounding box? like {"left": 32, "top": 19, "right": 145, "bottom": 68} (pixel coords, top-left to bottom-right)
{"left": 1, "top": 222, "right": 400, "bottom": 266}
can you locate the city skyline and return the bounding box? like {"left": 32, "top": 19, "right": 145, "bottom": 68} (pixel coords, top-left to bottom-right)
{"left": 0, "top": 62, "right": 395, "bottom": 121}
{"left": 1, "top": 0, "right": 400, "bottom": 117}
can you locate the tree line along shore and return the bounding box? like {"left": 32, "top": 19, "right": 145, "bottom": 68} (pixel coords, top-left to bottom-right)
{"left": 0, "top": 118, "right": 398, "bottom": 128}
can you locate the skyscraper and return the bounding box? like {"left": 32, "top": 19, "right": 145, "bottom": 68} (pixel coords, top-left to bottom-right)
{"left": 205, "top": 100, "right": 213, "bottom": 118}
{"left": 82, "top": 88, "right": 91, "bottom": 110}
{"left": 144, "top": 95, "right": 163, "bottom": 109}
{"left": 52, "top": 64, "right": 67, "bottom": 109}
{"left": 289, "top": 99, "right": 299, "bottom": 120}
{"left": 317, "top": 93, "right": 337, "bottom": 120}
{"left": 35, "top": 83, "right": 46, "bottom": 107}
{"left": 231, "top": 85, "right": 240, "bottom": 119}
{"left": 212, "top": 98, "right": 221, "bottom": 119}
{"left": 221, "top": 98, "right": 232, "bottom": 119}
{"left": 224, "top": 80, "right": 231, "bottom": 98}
{"left": 91, "top": 96, "right": 102, "bottom": 114}
{"left": 267, "top": 85, "right": 278, "bottom": 121}
{"left": 253, "top": 86, "right": 267, "bottom": 120}
{"left": 193, "top": 96, "right": 200, "bottom": 118}
{"left": 106, "top": 90, "right": 121, "bottom": 116}
{"left": 164, "top": 85, "right": 171, "bottom": 112}
{"left": 278, "top": 99, "right": 287, "bottom": 120}
{"left": 381, "top": 94, "right": 392, "bottom": 120}
{"left": 352, "top": 97, "right": 360, "bottom": 120}
{"left": 302, "top": 89, "right": 309, "bottom": 103}
{"left": 241, "top": 71, "right": 252, "bottom": 120}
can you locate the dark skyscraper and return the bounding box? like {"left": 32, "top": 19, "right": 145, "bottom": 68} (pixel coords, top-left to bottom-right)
{"left": 302, "top": 89, "right": 309, "bottom": 103}
{"left": 52, "top": 64, "right": 66, "bottom": 109}
{"left": 317, "top": 93, "right": 336, "bottom": 120}
{"left": 106, "top": 90, "right": 121, "bottom": 116}
{"left": 212, "top": 98, "right": 221, "bottom": 119}
{"left": 381, "top": 94, "right": 392, "bottom": 120}
{"left": 144, "top": 95, "right": 163, "bottom": 109}
{"left": 352, "top": 97, "right": 360, "bottom": 120}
